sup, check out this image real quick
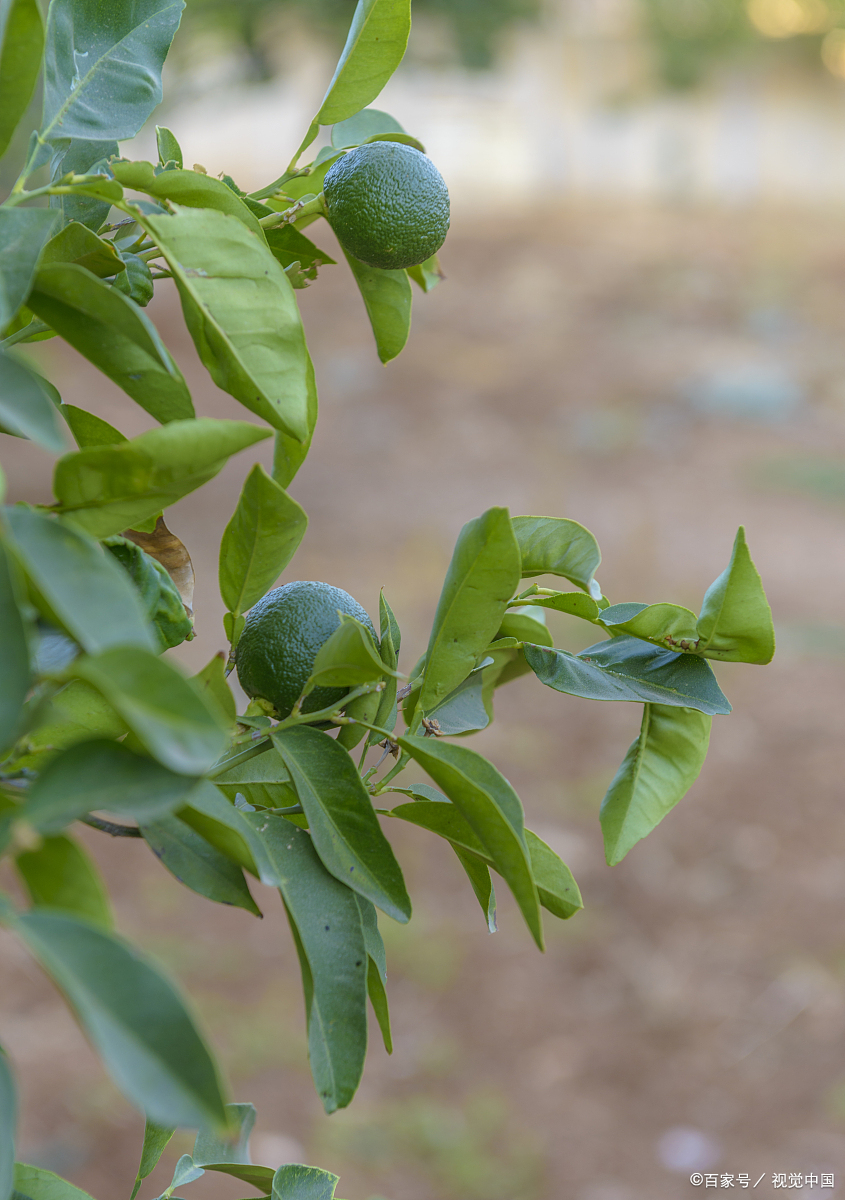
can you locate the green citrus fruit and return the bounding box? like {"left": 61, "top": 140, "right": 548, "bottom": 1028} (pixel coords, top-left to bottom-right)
{"left": 322, "top": 141, "right": 450, "bottom": 270}
{"left": 235, "top": 580, "right": 377, "bottom": 720}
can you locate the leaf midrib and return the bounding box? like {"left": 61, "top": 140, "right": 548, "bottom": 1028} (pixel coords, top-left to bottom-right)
{"left": 43, "top": 0, "right": 182, "bottom": 141}
{"left": 540, "top": 645, "right": 717, "bottom": 705}
{"left": 280, "top": 744, "right": 405, "bottom": 915}
{"left": 423, "top": 537, "right": 507, "bottom": 707}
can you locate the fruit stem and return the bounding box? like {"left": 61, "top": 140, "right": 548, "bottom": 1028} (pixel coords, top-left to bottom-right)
{"left": 258, "top": 194, "right": 327, "bottom": 230}
{"left": 248, "top": 161, "right": 313, "bottom": 202}
{"left": 278, "top": 682, "right": 383, "bottom": 730}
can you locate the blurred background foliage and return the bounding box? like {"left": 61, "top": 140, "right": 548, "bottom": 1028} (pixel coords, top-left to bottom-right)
{"left": 178, "top": 0, "right": 544, "bottom": 81}
{"left": 177, "top": 0, "right": 845, "bottom": 89}
{"left": 641, "top": 0, "right": 845, "bottom": 89}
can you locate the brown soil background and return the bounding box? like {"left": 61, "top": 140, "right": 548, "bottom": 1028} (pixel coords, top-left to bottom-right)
{"left": 2, "top": 203, "right": 845, "bottom": 1200}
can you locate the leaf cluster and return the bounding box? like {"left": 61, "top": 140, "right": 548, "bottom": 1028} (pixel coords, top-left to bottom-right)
{"left": 0, "top": 2, "right": 775, "bottom": 1199}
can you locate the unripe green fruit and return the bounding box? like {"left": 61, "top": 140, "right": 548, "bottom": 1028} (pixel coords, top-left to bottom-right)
{"left": 235, "top": 581, "right": 377, "bottom": 720}
{"left": 323, "top": 141, "right": 450, "bottom": 271}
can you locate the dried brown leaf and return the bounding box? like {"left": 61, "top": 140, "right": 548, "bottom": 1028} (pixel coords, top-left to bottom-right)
{"left": 124, "top": 517, "right": 195, "bottom": 617}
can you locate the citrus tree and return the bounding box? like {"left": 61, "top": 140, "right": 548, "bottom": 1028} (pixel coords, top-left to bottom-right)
{"left": 0, "top": 1, "right": 776, "bottom": 1198}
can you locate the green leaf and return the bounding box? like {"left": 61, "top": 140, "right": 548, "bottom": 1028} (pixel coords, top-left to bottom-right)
{"left": 512, "top": 516, "right": 602, "bottom": 598}
{"left": 47, "top": 140, "right": 120, "bottom": 231}
{"left": 420, "top": 507, "right": 521, "bottom": 715}
{"left": 112, "top": 162, "right": 263, "bottom": 235}
{"left": 600, "top": 705, "right": 712, "bottom": 865}
{"left": 130, "top": 1119, "right": 175, "bottom": 1200}
{"left": 213, "top": 747, "right": 296, "bottom": 810}
{"left": 40, "top": 222, "right": 125, "bottom": 278}
{"left": 219, "top": 464, "right": 307, "bottom": 617}
{"left": 0, "top": 209, "right": 59, "bottom": 333}
{"left": 12, "top": 1164, "right": 94, "bottom": 1200}
{"left": 5, "top": 507, "right": 157, "bottom": 654}
{"left": 523, "top": 635, "right": 731, "bottom": 716}
{"left": 388, "top": 800, "right": 580, "bottom": 923}
{"left": 335, "top": 688, "right": 382, "bottom": 751}
{"left": 354, "top": 895, "right": 392, "bottom": 1053}
{"left": 523, "top": 830, "right": 583, "bottom": 920}
{"left": 406, "top": 253, "right": 443, "bottom": 293}
{"left": 188, "top": 1106, "right": 277, "bottom": 1190}
{"left": 8, "top": 680, "right": 127, "bottom": 771}
{"left": 15, "top": 834, "right": 113, "bottom": 928}
{"left": 112, "top": 252, "right": 154, "bottom": 307}
{"left": 272, "top": 401, "right": 316, "bottom": 490}
{"left": 140, "top": 815, "right": 262, "bottom": 916}
{"left": 156, "top": 126, "right": 182, "bottom": 168}
{"left": 13, "top": 909, "right": 228, "bottom": 1128}
{"left": 425, "top": 666, "right": 489, "bottom": 736}
{"left": 251, "top": 815, "right": 369, "bottom": 1113}
{"left": 390, "top": 782, "right": 447, "bottom": 803}
{"left": 138, "top": 206, "right": 315, "bottom": 442}
{"left": 272, "top": 1164, "right": 340, "bottom": 1200}
{"left": 0, "top": 539, "right": 30, "bottom": 754}
{"left": 263, "top": 226, "right": 336, "bottom": 280}
{"left": 193, "top": 1101, "right": 254, "bottom": 1166}
{"left": 396, "top": 736, "right": 542, "bottom": 948}
{"left": 0, "top": 0, "right": 44, "bottom": 159}
{"left": 167, "top": 1154, "right": 204, "bottom": 1191}
{"left": 0, "top": 1045, "right": 15, "bottom": 1200}
{"left": 367, "top": 591, "right": 400, "bottom": 745}
{"left": 0, "top": 352, "right": 66, "bottom": 452}
{"left": 104, "top": 536, "right": 192, "bottom": 652}
{"left": 59, "top": 404, "right": 126, "bottom": 449}
{"left": 331, "top": 107, "right": 404, "bottom": 148}
{"left": 52, "top": 418, "right": 270, "bottom": 539}
{"left": 26, "top": 263, "right": 194, "bottom": 424}
{"left": 178, "top": 780, "right": 279, "bottom": 884}
{"left": 596, "top": 601, "right": 702, "bottom": 651}
{"left": 341, "top": 250, "right": 411, "bottom": 364}
{"left": 271, "top": 725, "right": 411, "bottom": 923}
{"left": 452, "top": 845, "right": 497, "bottom": 933}
{"left": 316, "top": 0, "right": 411, "bottom": 126}
{"left": 499, "top": 609, "right": 552, "bottom": 648}
{"left": 21, "top": 739, "right": 202, "bottom": 831}
{"left": 192, "top": 654, "right": 237, "bottom": 727}
{"left": 515, "top": 590, "right": 601, "bottom": 622}
{"left": 306, "top": 616, "right": 387, "bottom": 692}
{"left": 41, "top": 0, "right": 184, "bottom": 144}
{"left": 379, "top": 589, "right": 401, "bottom": 657}
{"left": 70, "top": 650, "right": 228, "bottom": 775}
{"left": 695, "top": 527, "right": 775, "bottom": 664}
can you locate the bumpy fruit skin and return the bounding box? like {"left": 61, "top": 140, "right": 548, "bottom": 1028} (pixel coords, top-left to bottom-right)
{"left": 235, "top": 580, "right": 377, "bottom": 720}
{"left": 323, "top": 141, "right": 450, "bottom": 270}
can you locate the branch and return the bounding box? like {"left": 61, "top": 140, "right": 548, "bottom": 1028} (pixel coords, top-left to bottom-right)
{"left": 79, "top": 815, "right": 143, "bottom": 838}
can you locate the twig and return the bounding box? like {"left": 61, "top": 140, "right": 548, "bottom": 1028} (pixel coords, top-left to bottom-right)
{"left": 80, "top": 815, "right": 143, "bottom": 838}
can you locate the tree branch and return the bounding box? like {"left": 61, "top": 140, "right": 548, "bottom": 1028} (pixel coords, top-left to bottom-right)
{"left": 79, "top": 815, "right": 143, "bottom": 838}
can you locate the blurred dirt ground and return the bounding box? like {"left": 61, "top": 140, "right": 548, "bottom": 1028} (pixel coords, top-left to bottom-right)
{"left": 3, "top": 202, "right": 845, "bottom": 1200}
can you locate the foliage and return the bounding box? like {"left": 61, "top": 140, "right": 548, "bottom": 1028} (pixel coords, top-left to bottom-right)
{"left": 0, "top": 0, "right": 774, "bottom": 1197}
{"left": 638, "top": 0, "right": 845, "bottom": 91}
{"left": 178, "top": 0, "right": 542, "bottom": 82}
